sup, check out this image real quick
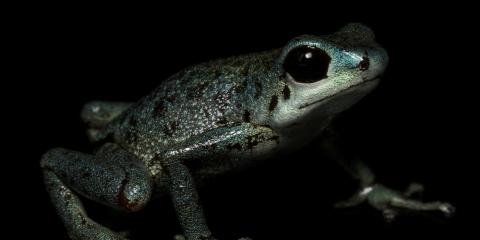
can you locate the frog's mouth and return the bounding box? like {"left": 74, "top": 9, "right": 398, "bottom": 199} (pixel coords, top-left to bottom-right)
{"left": 298, "top": 77, "right": 380, "bottom": 110}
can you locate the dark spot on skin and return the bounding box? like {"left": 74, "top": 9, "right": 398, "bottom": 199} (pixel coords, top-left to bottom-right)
{"left": 80, "top": 215, "right": 88, "bottom": 225}
{"left": 164, "top": 121, "right": 179, "bottom": 136}
{"left": 186, "top": 88, "right": 195, "bottom": 98}
{"left": 213, "top": 93, "right": 221, "bottom": 102}
{"left": 154, "top": 101, "right": 165, "bottom": 118}
{"left": 213, "top": 69, "right": 222, "bottom": 79}
{"left": 282, "top": 85, "right": 290, "bottom": 100}
{"left": 227, "top": 143, "right": 242, "bottom": 151}
{"left": 170, "top": 121, "right": 178, "bottom": 131}
{"left": 234, "top": 83, "right": 245, "bottom": 93}
{"left": 254, "top": 80, "right": 262, "bottom": 98}
{"left": 125, "top": 130, "right": 137, "bottom": 143}
{"left": 269, "top": 95, "right": 278, "bottom": 112}
{"left": 239, "top": 66, "right": 249, "bottom": 76}
{"left": 194, "top": 83, "right": 207, "bottom": 98}
{"left": 243, "top": 110, "right": 251, "bottom": 122}
{"left": 246, "top": 135, "right": 260, "bottom": 149}
{"left": 164, "top": 128, "right": 173, "bottom": 136}
{"left": 166, "top": 95, "right": 176, "bottom": 102}
{"left": 81, "top": 172, "right": 91, "bottom": 179}
{"left": 359, "top": 57, "right": 370, "bottom": 71}
{"left": 188, "top": 85, "right": 205, "bottom": 99}
{"left": 128, "top": 117, "right": 137, "bottom": 127}
{"left": 216, "top": 117, "right": 228, "bottom": 126}
{"left": 203, "top": 106, "right": 211, "bottom": 119}
{"left": 213, "top": 92, "right": 232, "bottom": 113}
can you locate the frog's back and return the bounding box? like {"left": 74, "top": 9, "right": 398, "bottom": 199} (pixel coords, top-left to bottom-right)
{"left": 107, "top": 49, "right": 281, "bottom": 159}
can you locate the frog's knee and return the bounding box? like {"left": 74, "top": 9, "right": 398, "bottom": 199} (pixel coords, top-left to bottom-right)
{"left": 117, "top": 173, "right": 153, "bottom": 212}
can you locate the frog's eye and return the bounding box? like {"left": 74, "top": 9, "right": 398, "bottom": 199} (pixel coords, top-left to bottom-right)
{"left": 284, "top": 46, "right": 331, "bottom": 83}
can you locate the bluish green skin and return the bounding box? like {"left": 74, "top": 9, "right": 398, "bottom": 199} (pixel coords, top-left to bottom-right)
{"left": 41, "top": 24, "right": 454, "bottom": 240}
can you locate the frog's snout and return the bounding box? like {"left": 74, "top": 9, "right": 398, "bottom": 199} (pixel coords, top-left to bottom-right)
{"left": 368, "top": 47, "right": 389, "bottom": 78}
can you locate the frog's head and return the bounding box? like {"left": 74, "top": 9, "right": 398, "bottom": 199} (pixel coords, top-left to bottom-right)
{"left": 270, "top": 23, "right": 388, "bottom": 131}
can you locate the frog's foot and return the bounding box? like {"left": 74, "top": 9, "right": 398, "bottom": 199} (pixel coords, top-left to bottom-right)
{"left": 81, "top": 101, "right": 133, "bottom": 142}
{"left": 335, "top": 183, "right": 455, "bottom": 222}
{"left": 81, "top": 101, "right": 133, "bottom": 128}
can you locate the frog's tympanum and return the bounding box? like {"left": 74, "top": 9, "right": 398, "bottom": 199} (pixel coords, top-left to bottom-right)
{"left": 41, "top": 24, "right": 454, "bottom": 240}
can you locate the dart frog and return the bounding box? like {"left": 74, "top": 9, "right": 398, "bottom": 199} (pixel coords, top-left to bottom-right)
{"left": 41, "top": 23, "right": 455, "bottom": 240}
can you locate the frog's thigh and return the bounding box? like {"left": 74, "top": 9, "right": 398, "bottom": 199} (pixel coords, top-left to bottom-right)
{"left": 81, "top": 101, "right": 133, "bottom": 128}
{"left": 41, "top": 143, "right": 152, "bottom": 239}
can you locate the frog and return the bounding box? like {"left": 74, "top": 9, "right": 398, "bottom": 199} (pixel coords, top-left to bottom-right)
{"left": 41, "top": 23, "right": 455, "bottom": 240}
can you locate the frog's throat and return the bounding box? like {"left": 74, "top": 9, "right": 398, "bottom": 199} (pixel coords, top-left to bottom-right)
{"left": 298, "top": 77, "right": 379, "bottom": 110}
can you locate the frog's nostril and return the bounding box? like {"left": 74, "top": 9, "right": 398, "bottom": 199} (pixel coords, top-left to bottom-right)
{"left": 358, "top": 57, "right": 370, "bottom": 71}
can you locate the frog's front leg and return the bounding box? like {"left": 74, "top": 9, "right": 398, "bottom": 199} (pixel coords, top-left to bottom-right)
{"left": 159, "top": 123, "right": 275, "bottom": 240}
{"left": 160, "top": 153, "right": 212, "bottom": 240}
{"left": 319, "top": 127, "right": 455, "bottom": 221}
{"left": 41, "top": 143, "right": 152, "bottom": 240}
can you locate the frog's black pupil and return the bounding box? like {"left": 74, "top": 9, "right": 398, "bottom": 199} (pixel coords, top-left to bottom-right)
{"left": 284, "top": 46, "right": 331, "bottom": 83}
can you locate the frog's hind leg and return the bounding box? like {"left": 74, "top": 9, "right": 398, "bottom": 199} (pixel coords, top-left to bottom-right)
{"left": 81, "top": 101, "right": 133, "bottom": 142}
{"left": 41, "top": 143, "right": 152, "bottom": 240}
{"left": 361, "top": 184, "right": 455, "bottom": 222}
{"left": 389, "top": 197, "right": 455, "bottom": 217}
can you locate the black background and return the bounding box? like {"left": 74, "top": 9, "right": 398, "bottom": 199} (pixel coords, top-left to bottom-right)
{"left": 7, "top": 3, "right": 477, "bottom": 239}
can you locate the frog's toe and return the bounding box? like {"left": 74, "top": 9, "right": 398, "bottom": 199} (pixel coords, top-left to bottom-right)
{"left": 382, "top": 208, "right": 398, "bottom": 222}
{"left": 439, "top": 202, "right": 456, "bottom": 217}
